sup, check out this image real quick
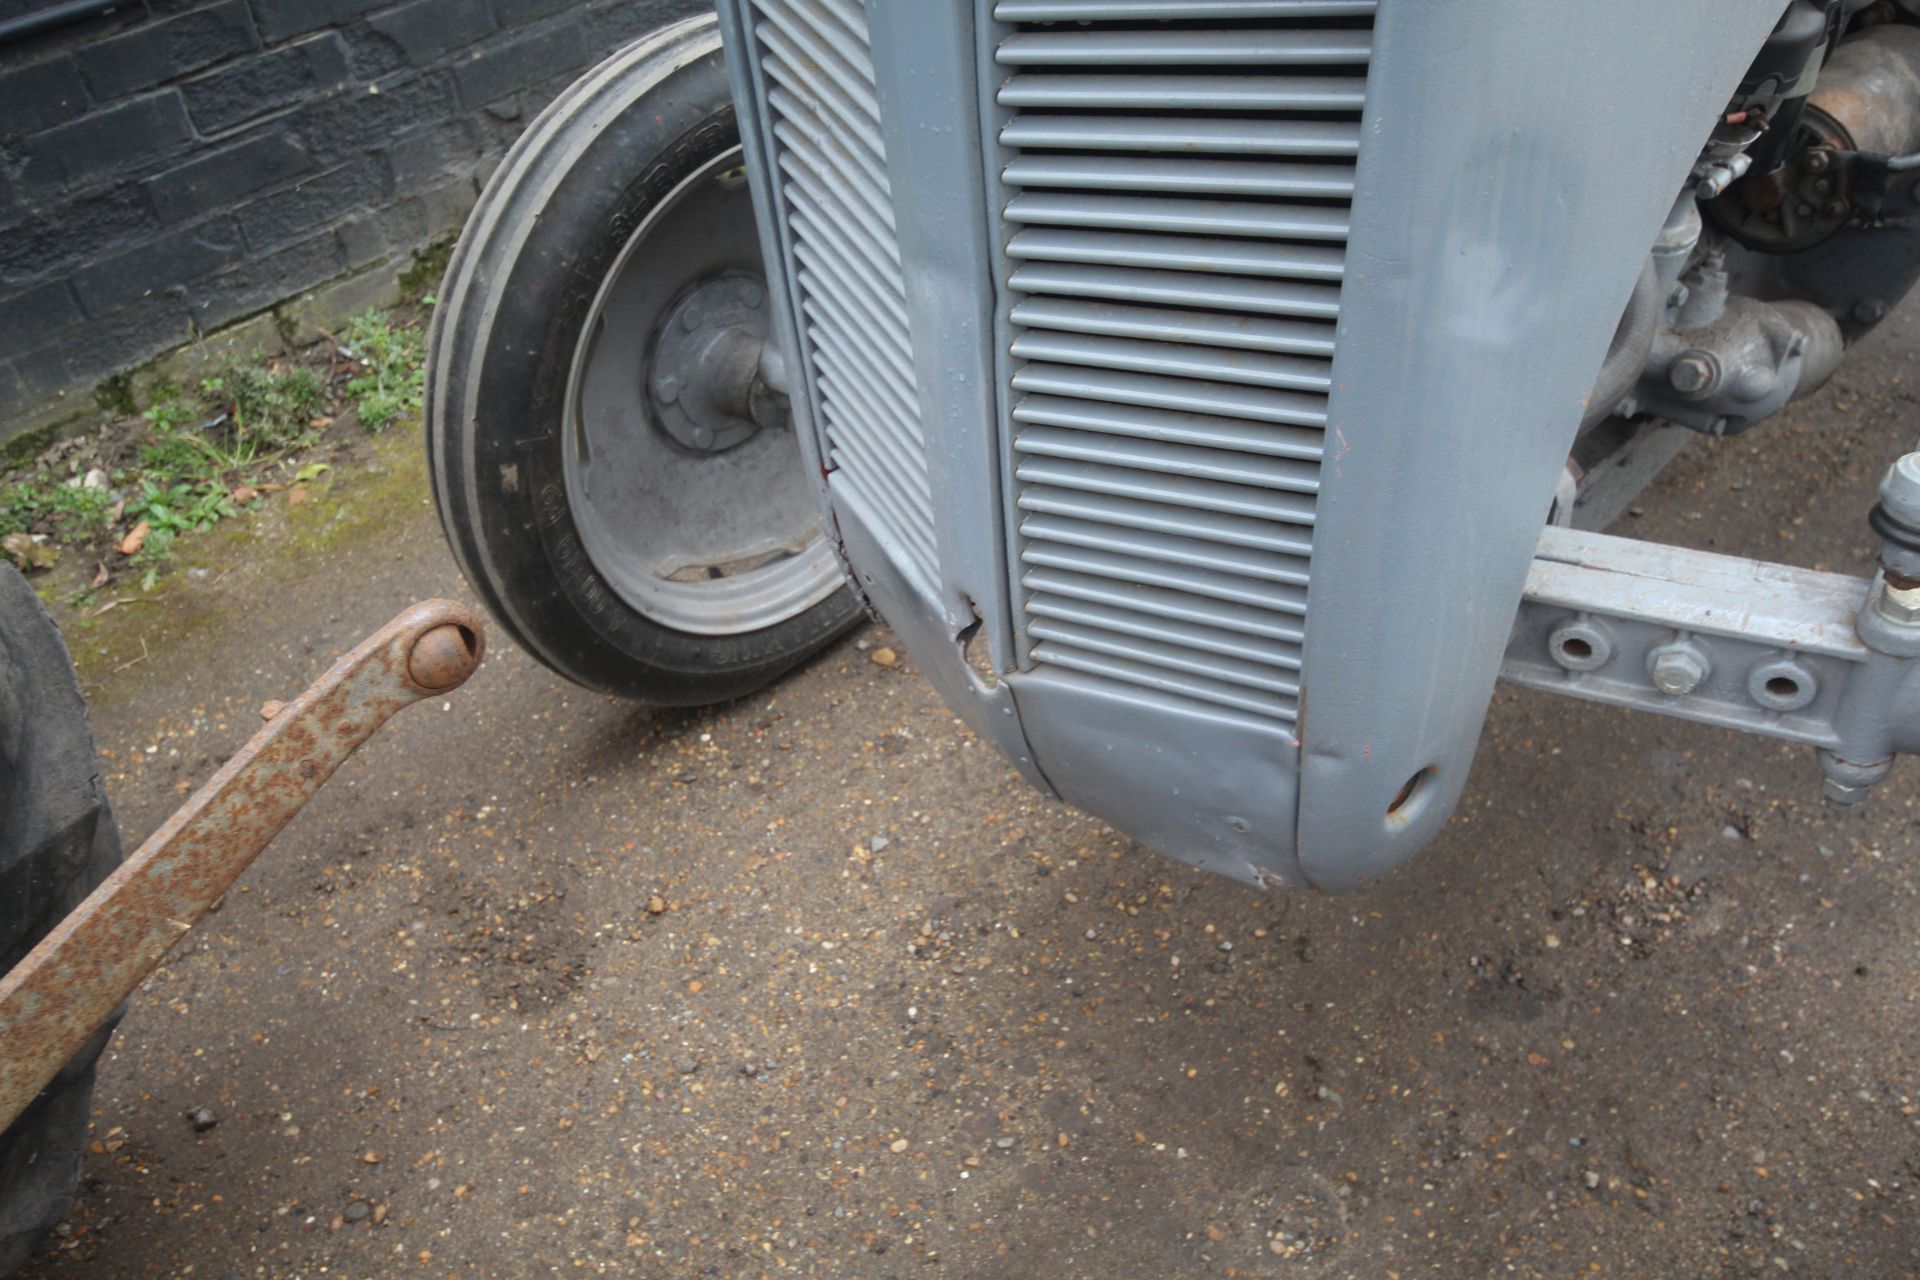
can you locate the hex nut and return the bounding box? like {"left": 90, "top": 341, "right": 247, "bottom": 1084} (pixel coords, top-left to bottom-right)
{"left": 1876, "top": 577, "right": 1920, "bottom": 625}
{"left": 1647, "top": 645, "right": 1708, "bottom": 696}
{"left": 1822, "top": 775, "right": 1870, "bottom": 808}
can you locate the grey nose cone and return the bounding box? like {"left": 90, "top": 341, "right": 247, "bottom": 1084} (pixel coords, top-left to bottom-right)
{"left": 1878, "top": 453, "right": 1920, "bottom": 532}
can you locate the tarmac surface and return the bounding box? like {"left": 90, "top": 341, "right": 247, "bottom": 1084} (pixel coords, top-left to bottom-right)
{"left": 15, "top": 304, "right": 1920, "bottom": 1277}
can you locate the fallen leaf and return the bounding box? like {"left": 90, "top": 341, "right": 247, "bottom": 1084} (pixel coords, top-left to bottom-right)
{"left": 90, "top": 561, "right": 109, "bottom": 589}
{"left": 117, "top": 521, "right": 150, "bottom": 556}
{"left": 3, "top": 533, "right": 58, "bottom": 571}
{"left": 230, "top": 484, "right": 258, "bottom": 504}
{"left": 286, "top": 486, "right": 309, "bottom": 506}
{"left": 309, "top": 416, "right": 334, "bottom": 429}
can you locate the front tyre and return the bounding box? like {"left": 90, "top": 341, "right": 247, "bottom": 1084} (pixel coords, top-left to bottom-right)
{"left": 427, "top": 16, "right": 858, "bottom": 706}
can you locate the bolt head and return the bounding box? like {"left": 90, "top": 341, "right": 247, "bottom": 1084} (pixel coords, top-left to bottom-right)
{"left": 1804, "top": 148, "right": 1831, "bottom": 174}
{"left": 1649, "top": 647, "right": 1708, "bottom": 696}
{"left": 1853, "top": 297, "right": 1889, "bottom": 324}
{"left": 1669, "top": 352, "right": 1716, "bottom": 397}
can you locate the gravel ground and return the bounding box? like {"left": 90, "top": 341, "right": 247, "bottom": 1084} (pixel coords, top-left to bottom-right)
{"left": 12, "top": 304, "right": 1920, "bottom": 1279}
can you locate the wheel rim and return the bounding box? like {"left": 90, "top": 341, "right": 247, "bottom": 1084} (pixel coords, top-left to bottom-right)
{"left": 562, "top": 147, "right": 841, "bottom": 636}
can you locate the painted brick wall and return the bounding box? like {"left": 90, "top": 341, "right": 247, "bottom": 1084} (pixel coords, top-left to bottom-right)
{"left": 0, "top": 0, "right": 704, "bottom": 432}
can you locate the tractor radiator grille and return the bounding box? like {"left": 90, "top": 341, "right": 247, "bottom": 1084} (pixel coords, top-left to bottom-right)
{"left": 750, "top": 0, "right": 937, "bottom": 586}
{"left": 995, "top": 0, "right": 1374, "bottom": 728}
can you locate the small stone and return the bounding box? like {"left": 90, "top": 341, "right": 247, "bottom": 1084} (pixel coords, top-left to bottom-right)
{"left": 344, "top": 1201, "right": 371, "bottom": 1223}
{"left": 362, "top": 1151, "right": 382, "bottom": 1164}
{"left": 870, "top": 647, "right": 898, "bottom": 668}
{"left": 371, "top": 1203, "right": 389, "bottom": 1226}
{"left": 258, "top": 700, "right": 286, "bottom": 722}
{"left": 646, "top": 896, "right": 667, "bottom": 915}
{"left": 675, "top": 1058, "right": 700, "bottom": 1075}
{"left": 994, "top": 1137, "right": 1015, "bottom": 1149}
{"left": 855, "top": 639, "right": 870, "bottom": 651}
{"left": 1721, "top": 825, "right": 1745, "bottom": 842}
{"left": 889, "top": 1138, "right": 909, "bottom": 1154}
{"left": 871, "top": 836, "right": 890, "bottom": 853}
{"left": 81, "top": 468, "right": 107, "bottom": 492}
{"left": 1583, "top": 1170, "right": 1602, "bottom": 1190}
{"left": 186, "top": 1106, "right": 218, "bottom": 1133}
{"left": 741, "top": 1062, "right": 759, "bottom": 1077}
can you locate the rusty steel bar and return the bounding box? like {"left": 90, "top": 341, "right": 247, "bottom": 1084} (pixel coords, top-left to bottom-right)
{"left": 0, "top": 600, "right": 485, "bottom": 1133}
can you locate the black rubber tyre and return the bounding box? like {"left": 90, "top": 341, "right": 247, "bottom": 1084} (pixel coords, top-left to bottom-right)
{"left": 427, "top": 16, "right": 859, "bottom": 706}
{"left": 0, "top": 566, "right": 123, "bottom": 1274}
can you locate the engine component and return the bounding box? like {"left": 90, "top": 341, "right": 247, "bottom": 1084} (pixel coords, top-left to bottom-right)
{"left": 1713, "top": 22, "right": 1920, "bottom": 250}
{"left": 1632, "top": 254, "right": 1844, "bottom": 433}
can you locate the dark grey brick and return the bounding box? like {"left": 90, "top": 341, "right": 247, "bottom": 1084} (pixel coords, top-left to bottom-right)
{"left": 382, "top": 115, "right": 479, "bottom": 190}
{"left": 296, "top": 70, "right": 455, "bottom": 165}
{"left": 17, "top": 92, "right": 193, "bottom": 194}
{"left": 416, "top": 170, "right": 479, "bottom": 235}
{"left": 19, "top": 296, "right": 197, "bottom": 392}
{"left": 145, "top": 130, "right": 311, "bottom": 223}
{"left": 181, "top": 32, "right": 350, "bottom": 134}
{"left": 489, "top": 0, "right": 573, "bottom": 25}
{"left": 187, "top": 229, "right": 343, "bottom": 330}
{"left": 586, "top": 0, "right": 706, "bottom": 51}
{"left": 0, "top": 186, "right": 154, "bottom": 285}
{"left": 249, "top": 0, "right": 389, "bottom": 45}
{"left": 76, "top": 1, "right": 258, "bottom": 102}
{"left": 10, "top": 342, "right": 70, "bottom": 398}
{"left": 0, "top": 56, "right": 88, "bottom": 138}
{"left": 451, "top": 20, "right": 586, "bottom": 109}
{"left": 71, "top": 215, "right": 244, "bottom": 315}
{"left": 370, "top": 0, "right": 497, "bottom": 62}
{"left": 372, "top": 195, "right": 429, "bottom": 253}
{"left": 0, "top": 279, "right": 83, "bottom": 351}
{"left": 235, "top": 155, "right": 389, "bottom": 252}
{"left": 0, "top": 360, "right": 26, "bottom": 425}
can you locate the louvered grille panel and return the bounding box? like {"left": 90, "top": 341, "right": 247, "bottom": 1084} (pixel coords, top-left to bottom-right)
{"left": 752, "top": 0, "right": 936, "bottom": 587}
{"left": 996, "top": 0, "right": 1374, "bottom": 728}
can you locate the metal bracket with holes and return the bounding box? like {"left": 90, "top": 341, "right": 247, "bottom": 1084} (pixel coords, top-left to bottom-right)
{"left": 1502, "top": 453, "right": 1920, "bottom": 807}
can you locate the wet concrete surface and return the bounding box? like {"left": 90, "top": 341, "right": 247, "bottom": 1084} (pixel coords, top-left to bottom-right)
{"left": 15, "top": 307, "right": 1920, "bottom": 1277}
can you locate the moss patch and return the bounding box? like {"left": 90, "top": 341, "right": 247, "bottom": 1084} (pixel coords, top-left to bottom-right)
{"left": 399, "top": 236, "right": 457, "bottom": 304}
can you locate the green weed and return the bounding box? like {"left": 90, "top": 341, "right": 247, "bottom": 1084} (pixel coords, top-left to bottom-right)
{"left": 341, "top": 310, "right": 425, "bottom": 432}
{"left": 0, "top": 479, "right": 115, "bottom": 540}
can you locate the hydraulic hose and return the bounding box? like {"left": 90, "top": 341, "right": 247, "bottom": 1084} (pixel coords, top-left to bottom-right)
{"left": 1581, "top": 257, "right": 1663, "bottom": 431}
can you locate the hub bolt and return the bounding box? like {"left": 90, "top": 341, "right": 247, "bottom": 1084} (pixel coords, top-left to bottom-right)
{"left": 1669, "top": 352, "right": 1716, "bottom": 397}
{"left": 1648, "top": 644, "right": 1708, "bottom": 696}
